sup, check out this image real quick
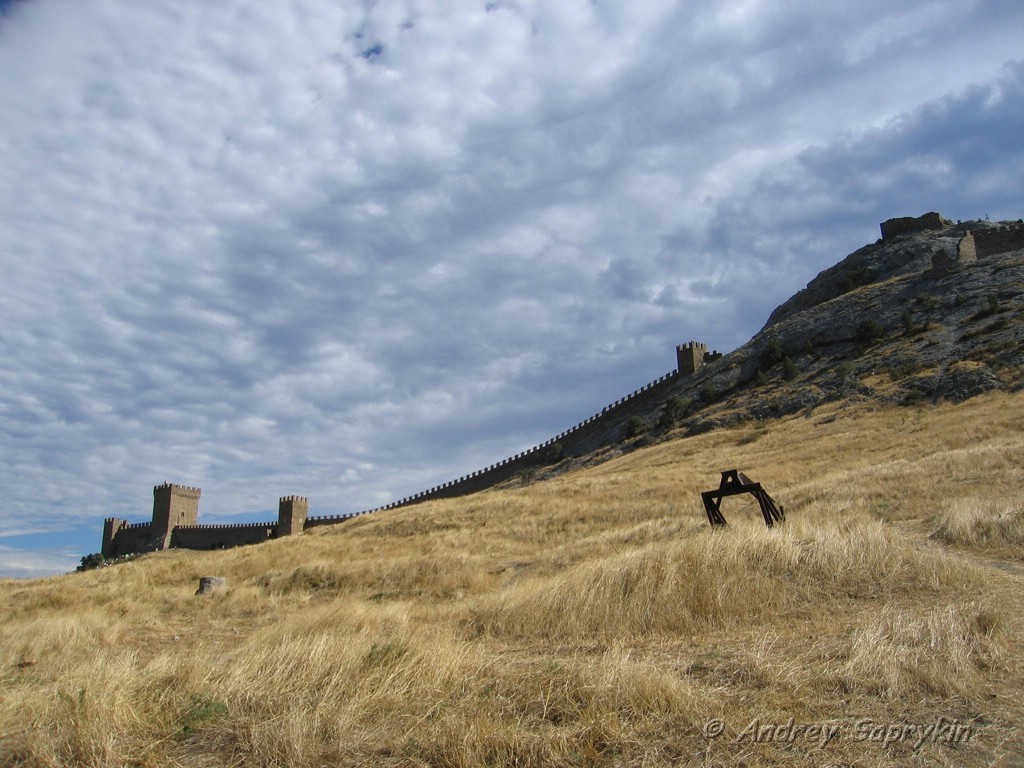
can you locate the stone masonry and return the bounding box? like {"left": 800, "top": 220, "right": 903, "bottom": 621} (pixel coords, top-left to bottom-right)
{"left": 101, "top": 485, "right": 310, "bottom": 558}
{"left": 676, "top": 341, "right": 722, "bottom": 376}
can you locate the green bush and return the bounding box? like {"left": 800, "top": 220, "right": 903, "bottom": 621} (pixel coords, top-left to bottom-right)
{"left": 77, "top": 553, "right": 105, "bottom": 571}
{"left": 856, "top": 318, "right": 885, "bottom": 347}
{"left": 657, "top": 396, "right": 693, "bottom": 429}
{"left": 760, "top": 334, "right": 786, "bottom": 371}
{"left": 840, "top": 264, "right": 875, "bottom": 292}
{"left": 624, "top": 416, "right": 646, "bottom": 439}
{"left": 782, "top": 357, "right": 800, "bottom": 381}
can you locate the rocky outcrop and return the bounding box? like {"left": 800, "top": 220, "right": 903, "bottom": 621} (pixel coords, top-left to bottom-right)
{"left": 586, "top": 216, "right": 1024, "bottom": 445}
{"left": 880, "top": 212, "right": 952, "bottom": 240}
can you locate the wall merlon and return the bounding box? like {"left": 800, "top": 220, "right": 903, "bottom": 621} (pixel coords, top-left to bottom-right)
{"left": 174, "top": 522, "right": 276, "bottom": 530}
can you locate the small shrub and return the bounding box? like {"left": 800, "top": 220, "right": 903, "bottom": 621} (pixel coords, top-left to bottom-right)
{"left": 889, "top": 356, "right": 924, "bottom": 381}
{"left": 840, "top": 264, "right": 875, "bottom": 292}
{"left": 782, "top": 357, "right": 799, "bottom": 381}
{"left": 902, "top": 311, "right": 926, "bottom": 336}
{"left": 76, "top": 553, "right": 105, "bottom": 572}
{"left": 835, "top": 360, "right": 856, "bottom": 382}
{"left": 760, "top": 334, "right": 786, "bottom": 371}
{"left": 179, "top": 696, "right": 228, "bottom": 735}
{"left": 969, "top": 293, "right": 1001, "bottom": 320}
{"left": 623, "top": 416, "right": 646, "bottom": 439}
{"left": 545, "top": 442, "right": 565, "bottom": 463}
{"left": 657, "top": 397, "right": 692, "bottom": 429}
{"left": 737, "top": 424, "right": 767, "bottom": 445}
{"left": 856, "top": 318, "right": 885, "bottom": 347}
{"left": 900, "top": 388, "right": 927, "bottom": 407}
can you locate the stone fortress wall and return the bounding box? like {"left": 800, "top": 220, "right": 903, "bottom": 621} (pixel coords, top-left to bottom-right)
{"left": 101, "top": 211, "right": 1024, "bottom": 559}
{"left": 101, "top": 341, "right": 722, "bottom": 557}
{"left": 880, "top": 212, "right": 1024, "bottom": 256}
{"left": 974, "top": 221, "right": 1024, "bottom": 258}
{"left": 307, "top": 340, "right": 722, "bottom": 516}
{"left": 101, "top": 211, "right": 1024, "bottom": 560}
{"left": 102, "top": 489, "right": 309, "bottom": 558}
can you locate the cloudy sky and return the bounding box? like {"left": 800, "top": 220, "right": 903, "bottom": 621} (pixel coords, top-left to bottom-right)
{"left": 1, "top": 0, "right": 1022, "bottom": 577}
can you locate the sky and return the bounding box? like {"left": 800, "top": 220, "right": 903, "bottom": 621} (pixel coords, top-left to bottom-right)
{"left": 1, "top": 0, "right": 1022, "bottom": 578}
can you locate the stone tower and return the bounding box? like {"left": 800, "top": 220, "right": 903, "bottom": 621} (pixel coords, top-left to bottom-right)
{"left": 151, "top": 483, "right": 201, "bottom": 549}
{"left": 101, "top": 517, "right": 125, "bottom": 559}
{"left": 277, "top": 496, "right": 308, "bottom": 537}
{"left": 676, "top": 341, "right": 708, "bottom": 376}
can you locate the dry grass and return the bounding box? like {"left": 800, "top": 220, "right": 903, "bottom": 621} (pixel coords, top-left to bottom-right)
{"left": 2, "top": 392, "right": 1023, "bottom": 767}
{"left": 929, "top": 496, "right": 1024, "bottom": 559}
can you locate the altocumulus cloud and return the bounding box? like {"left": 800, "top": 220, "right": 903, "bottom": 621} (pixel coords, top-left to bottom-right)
{"left": 0, "top": 0, "right": 1022, "bottom": 577}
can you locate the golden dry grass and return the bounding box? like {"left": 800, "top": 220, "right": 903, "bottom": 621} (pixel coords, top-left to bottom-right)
{"left": 2, "top": 391, "right": 1023, "bottom": 767}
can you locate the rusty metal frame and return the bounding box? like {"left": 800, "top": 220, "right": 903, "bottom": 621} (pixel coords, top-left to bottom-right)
{"left": 701, "top": 469, "right": 785, "bottom": 527}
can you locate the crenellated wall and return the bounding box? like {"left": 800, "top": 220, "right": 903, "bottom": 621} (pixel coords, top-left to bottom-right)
{"left": 102, "top": 490, "right": 311, "bottom": 557}
{"left": 171, "top": 522, "right": 277, "bottom": 550}
{"left": 304, "top": 510, "right": 372, "bottom": 528}
{"left": 100, "top": 339, "right": 724, "bottom": 556}
{"left": 975, "top": 222, "right": 1024, "bottom": 258}
{"left": 102, "top": 519, "right": 160, "bottom": 558}
{"left": 346, "top": 341, "right": 724, "bottom": 515}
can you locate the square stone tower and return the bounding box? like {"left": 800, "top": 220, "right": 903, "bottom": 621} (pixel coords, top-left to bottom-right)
{"left": 676, "top": 341, "right": 708, "bottom": 376}
{"left": 151, "top": 483, "right": 201, "bottom": 549}
{"left": 277, "top": 496, "right": 308, "bottom": 537}
{"left": 101, "top": 517, "right": 125, "bottom": 559}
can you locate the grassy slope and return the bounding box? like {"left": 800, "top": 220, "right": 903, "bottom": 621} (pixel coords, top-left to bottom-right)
{"left": 2, "top": 392, "right": 1023, "bottom": 767}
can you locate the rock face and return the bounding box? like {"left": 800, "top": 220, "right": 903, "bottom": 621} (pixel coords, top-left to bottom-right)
{"left": 694, "top": 218, "right": 1022, "bottom": 415}
{"left": 562, "top": 216, "right": 1024, "bottom": 453}
{"left": 762, "top": 219, "right": 1016, "bottom": 330}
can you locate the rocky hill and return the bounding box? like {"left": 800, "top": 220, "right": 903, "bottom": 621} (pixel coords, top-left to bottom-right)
{"left": 515, "top": 214, "right": 1024, "bottom": 481}
{"left": 96, "top": 213, "right": 1024, "bottom": 536}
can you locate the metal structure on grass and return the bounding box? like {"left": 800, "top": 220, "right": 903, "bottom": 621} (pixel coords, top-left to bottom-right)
{"left": 701, "top": 470, "right": 784, "bottom": 527}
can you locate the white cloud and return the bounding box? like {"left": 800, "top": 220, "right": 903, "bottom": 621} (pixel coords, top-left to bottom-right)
{"left": 0, "top": 545, "right": 80, "bottom": 580}
{"left": 0, "top": 0, "right": 1022, "bottom": 576}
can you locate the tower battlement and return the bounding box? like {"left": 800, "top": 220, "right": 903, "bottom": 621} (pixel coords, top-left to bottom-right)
{"left": 277, "top": 495, "right": 309, "bottom": 537}
{"left": 151, "top": 483, "right": 202, "bottom": 549}
{"left": 676, "top": 341, "right": 721, "bottom": 376}
{"left": 154, "top": 482, "right": 201, "bottom": 497}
